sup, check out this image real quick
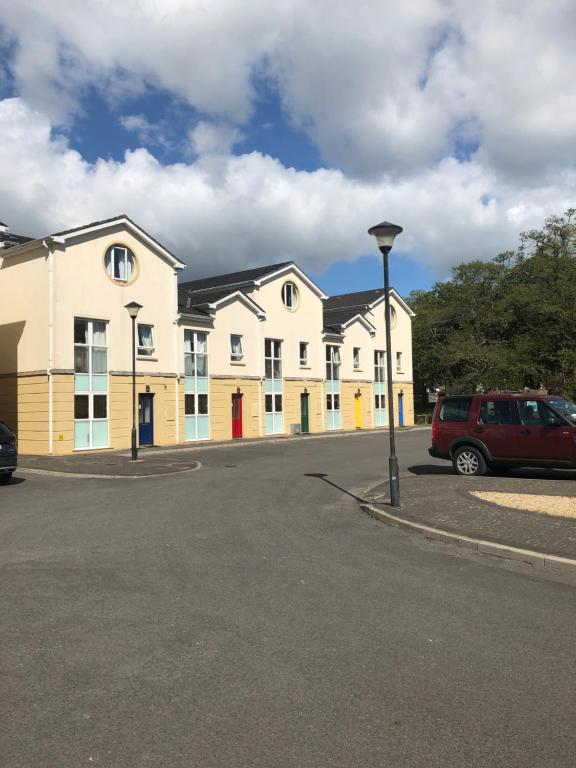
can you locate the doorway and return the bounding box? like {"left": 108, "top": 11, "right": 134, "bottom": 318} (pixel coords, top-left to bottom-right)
{"left": 232, "top": 393, "right": 243, "bottom": 438}
{"left": 138, "top": 393, "right": 154, "bottom": 446}
{"left": 300, "top": 392, "right": 309, "bottom": 433}
{"left": 398, "top": 391, "right": 404, "bottom": 427}
{"left": 354, "top": 392, "right": 362, "bottom": 429}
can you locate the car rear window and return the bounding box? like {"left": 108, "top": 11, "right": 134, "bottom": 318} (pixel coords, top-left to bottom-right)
{"left": 0, "top": 422, "right": 14, "bottom": 438}
{"left": 438, "top": 397, "right": 472, "bottom": 422}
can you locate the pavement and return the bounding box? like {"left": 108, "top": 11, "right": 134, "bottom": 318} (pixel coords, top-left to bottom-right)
{"left": 366, "top": 464, "right": 576, "bottom": 562}
{"left": 19, "top": 451, "right": 200, "bottom": 477}
{"left": 3, "top": 429, "right": 576, "bottom": 767}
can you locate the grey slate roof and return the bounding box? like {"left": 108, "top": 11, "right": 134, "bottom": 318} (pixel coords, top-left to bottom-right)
{"left": 179, "top": 261, "right": 293, "bottom": 294}
{"left": 323, "top": 288, "right": 386, "bottom": 311}
{"left": 178, "top": 261, "right": 293, "bottom": 316}
{"left": 0, "top": 230, "right": 35, "bottom": 249}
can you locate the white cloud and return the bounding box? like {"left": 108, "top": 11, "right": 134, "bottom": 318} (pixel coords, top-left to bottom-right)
{"left": 120, "top": 114, "right": 173, "bottom": 150}
{"left": 188, "top": 121, "right": 243, "bottom": 157}
{"left": 1, "top": 98, "right": 573, "bottom": 281}
{"left": 1, "top": 0, "right": 574, "bottom": 182}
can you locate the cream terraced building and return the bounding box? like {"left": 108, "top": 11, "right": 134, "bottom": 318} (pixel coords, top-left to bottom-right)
{"left": 0, "top": 215, "right": 415, "bottom": 455}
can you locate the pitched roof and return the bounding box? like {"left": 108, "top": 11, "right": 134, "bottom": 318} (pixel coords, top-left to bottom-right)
{"left": 179, "top": 261, "right": 294, "bottom": 294}
{"left": 0, "top": 214, "right": 185, "bottom": 268}
{"left": 0, "top": 230, "right": 35, "bottom": 249}
{"left": 323, "top": 288, "right": 386, "bottom": 311}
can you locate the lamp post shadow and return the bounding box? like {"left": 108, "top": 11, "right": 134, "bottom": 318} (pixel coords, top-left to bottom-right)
{"left": 304, "top": 473, "right": 367, "bottom": 504}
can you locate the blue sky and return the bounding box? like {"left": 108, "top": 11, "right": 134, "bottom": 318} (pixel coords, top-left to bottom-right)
{"left": 0, "top": 1, "right": 573, "bottom": 295}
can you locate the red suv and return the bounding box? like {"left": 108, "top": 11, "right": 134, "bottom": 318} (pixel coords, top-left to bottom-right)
{"left": 429, "top": 394, "right": 576, "bottom": 476}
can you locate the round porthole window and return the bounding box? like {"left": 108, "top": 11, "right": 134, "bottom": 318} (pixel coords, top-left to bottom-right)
{"left": 104, "top": 244, "right": 136, "bottom": 284}
{"left": 281, "top": 281, "right": 299, "bottom": 310}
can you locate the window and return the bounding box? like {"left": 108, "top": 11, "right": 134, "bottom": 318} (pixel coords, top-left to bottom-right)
{"left": 185, "top": 393, "right": 209, "bottom": 416}
{"left": 265, "top": 393, "right": 283, "bottom": 414}
{"left": 104, "top": 244, "right": 135, "bottom": 282}
{"left": 375, "top": 394, "right": 386, "bottom": 410}
{"left": 518, "top": 400, "right": 559, "bottom": 427}
{"left": 265, "top": 339, "right": 282, "bottom": 380}
{"left": 230, "top": 334, "right": 243, "bottom": 362}
{"left": 396, "top": 351, "right": 403, "bottom": 373}
{"left": 353, "top": 347, "right": 361, "bottom": 370}
{"left": 439, "top": 397, "right": 472, "bottom": 422}
{"left": 73, "top": 317, "right": 109, "bottom": 450}
{"left": 137, "top": 324, "right": 155, "bottom": 356}
{"left": 299, "top": 342, "right": 308, "bottom": 367}
{"left": 281, "top": 281, "right": 298, "bottom": 309}
{"left": 184, "top": 331, "right": 208, "bottom": 377}
{"left": 325, "top": 345, "right": 341, "bottom": 381}
{"left": 478, "top": 400, "right": 516, "bottom": 425}
{"left": 374, "top": 350, "right": 385, "bottom": 382}
{"left": 74, "top": 319, "right": 107, "bottom": 377}
{"left": 327, "top": 393, "right": 340, "bottom": 412}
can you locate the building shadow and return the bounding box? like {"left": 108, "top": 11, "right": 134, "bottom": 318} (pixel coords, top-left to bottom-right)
{"left": 304, "top": 472, "right": 366, "bottom": 503}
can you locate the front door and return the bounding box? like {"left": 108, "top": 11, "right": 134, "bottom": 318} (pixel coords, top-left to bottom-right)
{"left": 398, "top": 392, "right": 404, "bottom": 426}
{"left": 354, "top": 393, "right": 362, "bottom": 429}
{"left": 300, "top": 393, "right": 309, "bottom": 433}
{"left": 138, "top": 394, "right": 154, "bottom": 446}
{"left": 232, "top": 393, "right": 243, "bottom": 438}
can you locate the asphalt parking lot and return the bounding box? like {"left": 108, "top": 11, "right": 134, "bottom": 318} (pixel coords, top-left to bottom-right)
{"left": 2, "top": 429, "right": 576, "bottom": 767}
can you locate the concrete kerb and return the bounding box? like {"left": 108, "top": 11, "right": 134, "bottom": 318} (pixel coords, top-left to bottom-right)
{"left": 17, "top": 461, "right": 202, "bottom": 480}
{"left": 131, "top": 425, "right": 427, "bottom": 458}
{"left": 360, "top": 483, "right": 576, "bottom": 575}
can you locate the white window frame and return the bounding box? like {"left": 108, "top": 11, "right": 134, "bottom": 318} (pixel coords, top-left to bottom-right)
{"left": 374, "top": 350, "right": 386, "bottom": 382}
{"left": 184, "top": 330, "right": 208, "bottom": 378}
{"left": 264, "top": 339, "right": 283, "bottom": 420}
{"left": 396, "top": 351, "right": 403, "bottom": 373}
{"left": 265, "top": 339, "right": 283, "bottom": 382}
{"left": 325, "top": 345, "right": 341, "bottom": 381}
{"left": 185, "top": 392, "right": 209, "bottom": 416}
{"left": 74, "top": 318, "right": 109, "bottom": 450}
{"left": 353, "top": 347, "right": 361, "bottom": 370}
{"left": 105, "top": 245, "right": 135, "bottom": 282}
{"left": 326, "top": 392, "right": 341, "bottom": 413}
{"left": 137, "top": 323, "right": 155, "bottom": 357}
{"left": 299, "top": 341, "right": 308, "bottom": 367}
{"left": 230, "top": 334, "right": 244, "bottom": 362}
{"left": 282, "top": 281, "right": 298, "bottom": 309}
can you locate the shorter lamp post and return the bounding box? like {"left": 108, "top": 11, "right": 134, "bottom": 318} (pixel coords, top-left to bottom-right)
{"left": 125, "top": 301, "right": 143, "bottom": 461}
{"left": 367, "top": 221, "right": 403, "bottom": 507}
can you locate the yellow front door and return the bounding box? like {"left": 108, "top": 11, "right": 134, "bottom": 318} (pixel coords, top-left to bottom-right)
{"left": 354, "top": 394, "right": 362, "bottom": 429}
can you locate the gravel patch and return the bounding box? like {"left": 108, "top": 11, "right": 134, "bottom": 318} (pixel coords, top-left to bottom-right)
{"left": 471, "top": 491, "right": 576, "bottom": 519}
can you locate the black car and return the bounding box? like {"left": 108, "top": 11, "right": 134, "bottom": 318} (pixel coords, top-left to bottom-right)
{"left": 0, "top": 421, "right": 17, "bottom": 484}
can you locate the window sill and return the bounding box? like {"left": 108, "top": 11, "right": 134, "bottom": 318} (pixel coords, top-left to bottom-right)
{"left": 230, "top": 360, "right": 245, "bottom": 366}
{"left": 353, "top": 368, "right": 363, "bottom": 373}
{"left": 299, "top": 365, "right": 311, "bottom": 370}
{"left": 137, "top": 356, "right": 158, "bottom": 362}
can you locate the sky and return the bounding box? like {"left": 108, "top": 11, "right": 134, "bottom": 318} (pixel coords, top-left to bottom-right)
{"left": 0, "top": 0, "right": 575, "bottom": 297}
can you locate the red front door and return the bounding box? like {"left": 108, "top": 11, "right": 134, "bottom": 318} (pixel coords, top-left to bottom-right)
{"left": 232, "top": 394, "right": 243, "bottom": 438}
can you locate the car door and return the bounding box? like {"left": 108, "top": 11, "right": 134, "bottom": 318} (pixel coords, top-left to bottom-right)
{"left": 515, "top": 399, "right": 574, "bottom": 462}
{"left": 472, "top": 398, "right": 520, "bottom": 459}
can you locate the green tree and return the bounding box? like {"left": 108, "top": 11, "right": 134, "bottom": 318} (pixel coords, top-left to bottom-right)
{"left": 409, "top": 209, "right": 576, "bottom": 399}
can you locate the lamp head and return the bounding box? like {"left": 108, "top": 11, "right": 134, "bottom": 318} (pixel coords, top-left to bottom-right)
{"left": 368, "top": 221, "right": 403, "bottom": 250}
{"left": 124, "top": 301, "right": 143, "bottom": 319}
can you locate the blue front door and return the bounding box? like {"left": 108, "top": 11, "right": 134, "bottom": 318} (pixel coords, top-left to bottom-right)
{"left": 139, "top": 394, "right": 154, "bottom": 445}
{"left": 398, "top": 392, "right": 404, "bottom": 427}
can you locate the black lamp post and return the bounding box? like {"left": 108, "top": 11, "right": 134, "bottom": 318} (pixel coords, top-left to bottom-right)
{"left": 125, "top": 301, "right": 143, "bottom": 461}
{"left": 367, "top": 221, "right": 403, "bottom": 507}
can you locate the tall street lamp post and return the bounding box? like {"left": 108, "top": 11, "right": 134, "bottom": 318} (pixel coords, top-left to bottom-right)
{"left": 367, "top": 221, "right": 403, "bottom": 507}
{"left": 125, "top": 301, "right": 143, "bottom": 461}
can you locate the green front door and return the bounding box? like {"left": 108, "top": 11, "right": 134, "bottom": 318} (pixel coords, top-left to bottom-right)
{"left": 300, "top": 393, "right": 309, "bottom": 433}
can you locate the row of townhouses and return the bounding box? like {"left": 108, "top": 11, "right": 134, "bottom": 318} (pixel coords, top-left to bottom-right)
{"left": 0, "top": 215, "right": 414, "bottom": 455}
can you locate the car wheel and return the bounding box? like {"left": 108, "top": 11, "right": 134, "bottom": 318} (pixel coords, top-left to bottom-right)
{"left": 0, "top": 473, "right": 12, "bottom": 485}
{"left": 453, "top": 446, "right": 486, "bottom": 477}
